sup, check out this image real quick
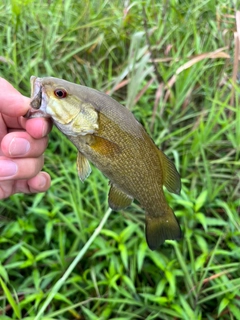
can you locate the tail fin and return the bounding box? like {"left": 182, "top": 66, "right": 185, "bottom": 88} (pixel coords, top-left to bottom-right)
{"left": 145, "top": 207, "right": 181, "bottom": 250}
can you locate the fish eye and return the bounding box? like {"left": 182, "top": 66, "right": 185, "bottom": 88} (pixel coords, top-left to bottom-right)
{"left": 54, "top": 89, "right": 68, "bottom": 99}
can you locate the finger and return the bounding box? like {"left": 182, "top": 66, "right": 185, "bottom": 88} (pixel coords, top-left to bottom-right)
{"left": 0, "top": 78, "right": 31, "bottom": 117}
{"left": 0, "top": 172, "right": 51, "bottom": 199}
{"left": 0, "top": 156, "right": 44, "bottom": 181}
{"left": 0, "top": 180, "right": 13, "bottom": 199}
{"left": 2, "top": 114, "right": 24, "bottom": 130}
{"left": 3, "top": 113, "right": 53, "bottom": 137}
{"left": 0, "top": 114, "right": 7, "bottom": 142}
{"left": 27, "top": 171, "right": 51, "bottom": 193}
{"left": 25, "top": 118, "right": 53, "bottom": 138}
{"left": 14, "top": 171, "right": 51, "bottom": 194}
{"left": 1, "top": 132, "right": 48, "bottom": 158}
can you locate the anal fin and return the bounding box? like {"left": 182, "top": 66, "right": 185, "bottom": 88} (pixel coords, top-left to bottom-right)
{"left": 77, "top": 152, "right": 91, "bottom": 182}
{"left": 158, "top": 150, "right": 181, "bottom": 195}
{"left": 108, "top": 184, "right": 133, "bottom": 210}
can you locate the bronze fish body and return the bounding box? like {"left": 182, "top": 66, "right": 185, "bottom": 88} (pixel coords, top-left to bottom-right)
{"left": 27, "top": 76, "right": 181, "bottom": 250}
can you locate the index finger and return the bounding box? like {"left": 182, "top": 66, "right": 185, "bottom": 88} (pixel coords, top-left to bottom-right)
{"left": 0, "top": 78, "right": 30, "bottom": 117}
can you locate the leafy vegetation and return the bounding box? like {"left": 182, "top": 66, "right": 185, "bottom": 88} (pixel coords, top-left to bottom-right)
{"left": 0, "top": 0, "right": 239, "bottom": 319}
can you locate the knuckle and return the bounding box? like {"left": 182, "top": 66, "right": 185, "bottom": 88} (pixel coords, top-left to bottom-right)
{"left": 0, "top": 184, "right": 13, "bottom": 199}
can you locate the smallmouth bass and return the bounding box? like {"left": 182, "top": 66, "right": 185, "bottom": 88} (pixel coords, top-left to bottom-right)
{"left": 26, "top": 76, "right": 181, "bottom": 250}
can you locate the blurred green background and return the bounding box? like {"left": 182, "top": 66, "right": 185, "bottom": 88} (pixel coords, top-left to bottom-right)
{"left": 0, "top": 0, "right": 240, "bottom": 319}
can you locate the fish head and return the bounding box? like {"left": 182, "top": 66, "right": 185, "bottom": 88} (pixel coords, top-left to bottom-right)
{"left": 26, "top": 76, "right": 99, "bottom": 136}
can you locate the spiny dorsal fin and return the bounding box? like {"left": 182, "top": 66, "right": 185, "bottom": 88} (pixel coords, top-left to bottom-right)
{"left": 108, "top": 184, "right": 133, "bottom": 210}
{"left": 158, "top": 150, "right": 181, "bottom": 195}
{"left": 77, "top": 152, "right": 91, "bottom": 182}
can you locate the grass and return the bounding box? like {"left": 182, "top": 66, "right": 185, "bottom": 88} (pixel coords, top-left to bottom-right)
{"left": 0, "top": 0, "right": 240, "bottom": 319}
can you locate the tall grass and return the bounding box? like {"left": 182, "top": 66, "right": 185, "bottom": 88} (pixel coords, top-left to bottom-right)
{"left": 0, "top": 0, "right": 239, "bottom": 319}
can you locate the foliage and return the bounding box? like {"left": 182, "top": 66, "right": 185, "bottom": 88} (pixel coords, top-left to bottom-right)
{"left": 0, "top": 0, "right": 239, "bottom": 319}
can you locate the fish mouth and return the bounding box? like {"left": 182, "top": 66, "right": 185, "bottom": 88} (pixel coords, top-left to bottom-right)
{"left": 24, "top": 76, "right": 50, "bottom": 119}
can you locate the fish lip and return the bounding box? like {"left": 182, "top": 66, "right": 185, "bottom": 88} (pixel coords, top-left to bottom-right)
{"left": 24, "top": 109, "right": 51, "bottom": 119}
{"left": 30, "top": 76, "right": 43, "bottom": 109}
{"left": 24, "top": 76, "right": 50, "bottom": 119}
{"left": 30, "top": 86, "right": 42, "bottom": 110}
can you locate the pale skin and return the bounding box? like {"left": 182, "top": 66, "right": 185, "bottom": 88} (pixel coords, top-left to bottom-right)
{"left": 0, "top": 78, "right": 52, "bottom": 199}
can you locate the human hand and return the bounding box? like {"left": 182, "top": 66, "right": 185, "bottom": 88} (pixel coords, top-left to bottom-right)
{"left": 0, "top": 78, "right": 52, "bottom": 199}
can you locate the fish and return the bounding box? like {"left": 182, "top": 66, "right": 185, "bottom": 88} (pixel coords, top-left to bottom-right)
{"left": 25, "top": 76, "right": 181, "bottom": 250}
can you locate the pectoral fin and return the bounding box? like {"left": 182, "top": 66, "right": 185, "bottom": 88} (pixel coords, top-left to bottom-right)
{"left": 77, "top": 152, "right": 91, "bottom": 182}
{"left": 158, "top": 150, "right": 181, "bottom": 195}
{"left": 108, "top": 184, "right": 133, "bottom": 210}
{"left": 90, "top": 135, "right": 121, "bottom": 158}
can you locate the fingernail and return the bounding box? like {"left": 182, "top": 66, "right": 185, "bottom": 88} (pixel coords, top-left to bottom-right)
{"left": 38, "top": 173, "right": 47, "bottom": 188}
{"left": 41, "top": 121, "right": 48, "bottom": 137}
{"left": 9, "top": 137, "right": 30, "bottom": 156}
{"left": 0, "top": 160, "right": 18, "bottom": 177}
